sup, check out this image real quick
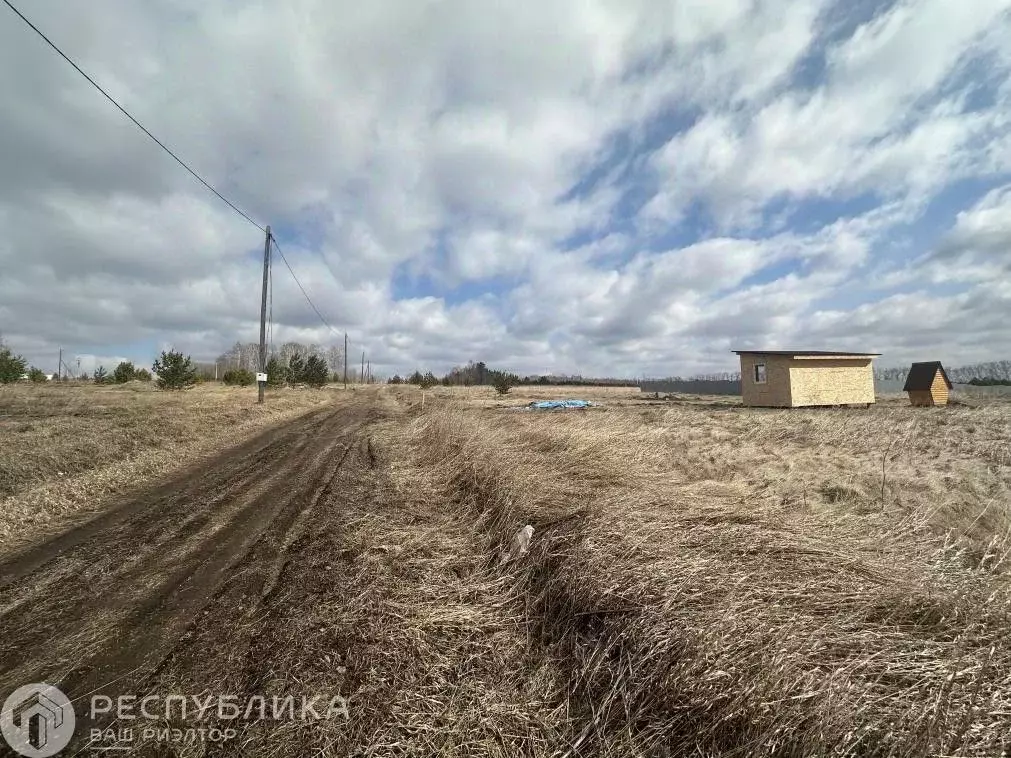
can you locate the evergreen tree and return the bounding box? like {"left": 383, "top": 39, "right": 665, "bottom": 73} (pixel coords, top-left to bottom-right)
{"left": 265, "top": 355, "right": 285, "bottom": 387}
{"left": 113, "top": 361, "right": 136, "bottom": 383}
{"left": 152, "top": 350, "right": 198, "bottom": 390}
{"left": 93, "top": 366, "right": 109, "bottom": 384}
{"left": 303, "top": 355, "right": 329, "bottom": 388}
{"left": 287, "top": 354, "right": 306, "bottom": 385}
{"left": 28, "top": 367, "right": 47, "bottom": 383}
{"left": 493, "top": 373, "right": 512, "bottom": 395}
{"left": 0, "top": 344, "right": 27, "bottom": 384}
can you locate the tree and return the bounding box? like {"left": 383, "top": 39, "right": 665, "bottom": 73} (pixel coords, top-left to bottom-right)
{"left": 93, "top": 366, "right": 109, "bottom": 384}
{"left": 287, "top": 354, "right": 306, "bottom": 385}
{"left": 113, "top": 361, "right": 136, "bottom": 384}
{"left": 324, "top": 345, "right": 345, "bottom": 375}
{"left": 265, "top": 355, "right": 285, "bottom": 387}
{"left": 222, "top": 368, "right": 255, "bottom": 386}
{"left": 303, "top": 355, "right": 329, "bottom": 388}
{"left": 408, "top": 370, "right": 424, "bottom": 386}
{"left": 28, "top": 367, "right": 47, "bottom": 383}
{"left": 388, "top": 374, "right": 403, "bottom": 384}
{"left": 134, "top": 368, "right": 152, "bottom": 382}
{"left": 493, "top": 374, "right": 512, "bottom": 395}
{"left": 0, "top": 344, "right": 27, "bottom": 384}
{"left": 153, "top": 350, "right": 197, "bottom": 390}
{"left": 420, "top": 371, "right": 438, "bottom": 389}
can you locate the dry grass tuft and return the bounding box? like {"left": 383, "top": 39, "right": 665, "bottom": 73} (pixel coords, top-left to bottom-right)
{"left": 384, "top": 392, "right": 1011, "bottom": 756}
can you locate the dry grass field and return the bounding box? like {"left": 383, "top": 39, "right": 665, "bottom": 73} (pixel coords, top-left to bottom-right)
{"left": 2, "top": 382, "right": 1009, "bottom": 756}
{"left": 359, "top": 384, "right": 1011, "bottom": 756}
{"left": 0, "top": 381, "right": 340, "bottom": 553}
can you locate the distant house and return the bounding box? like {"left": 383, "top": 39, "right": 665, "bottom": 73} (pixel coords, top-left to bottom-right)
{"left": 903, "top": 361, "right": 952, "bottom": 407}
{"left": 733, "top": 350, "right": 880, "bottom": 408}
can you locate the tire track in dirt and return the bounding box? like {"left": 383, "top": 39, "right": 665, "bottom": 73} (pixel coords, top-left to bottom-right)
{"left": 0, "top": 394, "right": 384, "bottom": 730}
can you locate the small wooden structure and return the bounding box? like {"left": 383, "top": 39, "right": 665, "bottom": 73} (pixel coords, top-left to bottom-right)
{"left": 903, "top": 361, "right": 952, "bottom": 406}
{"left": 734, "top": 350, "right": 879, "bottom": 408}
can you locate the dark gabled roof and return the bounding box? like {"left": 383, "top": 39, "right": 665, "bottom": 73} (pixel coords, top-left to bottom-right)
{"left": 731, "top": 349, "right": 881, "bottom": 357}
{"left": 903, "top": 361, "right": 952, "bottom": 391}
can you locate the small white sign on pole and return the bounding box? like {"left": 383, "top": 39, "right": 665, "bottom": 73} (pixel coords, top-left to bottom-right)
{"left": 256, "top": 372, "right": 268, "bottom": 383}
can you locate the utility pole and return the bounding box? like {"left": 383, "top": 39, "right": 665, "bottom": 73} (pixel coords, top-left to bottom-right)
{"left": 257, "top": 225, "right": 272, "bottom": 404}
{"left": 343, "top": 333, "right": 348, "bottom": 389}
{"left": 366, "top": 360, "right": 370, "bottom": 385}
{"left": 57, "top": 347, "right": 62, "bottom": 381}
{"left": 360, "top": 351, "right": 365, "bottom": 384}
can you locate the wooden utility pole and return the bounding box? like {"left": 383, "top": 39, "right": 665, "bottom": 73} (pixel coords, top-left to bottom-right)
{"left": 360, "top": 351, "right": 365, "bottom": 384}
{"left": 257, "top": 225, "right": 271, "bottom": 404}
{"left": 344, "top": 333, "right": 348, "bottom": 389}
{"left": 57, "top": 347, "right": 62, "bottom": 381}
{"left": 366, "top": 360, "right": 370, "bottom": 385}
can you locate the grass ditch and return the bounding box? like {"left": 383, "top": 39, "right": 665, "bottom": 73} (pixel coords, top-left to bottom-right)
{"left": 385, "top": 400, "right": 1011, "bottom": 756}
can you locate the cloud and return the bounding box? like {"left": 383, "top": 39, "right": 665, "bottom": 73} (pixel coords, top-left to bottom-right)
{"left": 2, "top": 0, "right": 1010, "bottom": 379}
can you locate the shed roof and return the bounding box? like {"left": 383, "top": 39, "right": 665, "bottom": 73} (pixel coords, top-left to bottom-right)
{"left": 903, "top": 361, "right": 952, "bottom": 391}
{"left": 732, "top": 350, "right": 880, "bottom": 357}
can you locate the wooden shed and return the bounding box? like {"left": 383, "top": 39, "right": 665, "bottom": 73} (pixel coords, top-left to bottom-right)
{"left": 733, "top": 350, "right": 879, "bottom": 408}
{"left": 903, "top": 361, "right": 952, "bottom": 406}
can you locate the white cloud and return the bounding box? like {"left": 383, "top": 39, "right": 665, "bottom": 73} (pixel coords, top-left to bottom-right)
{"left": 2, "top": 0, "right": 1010, "bottom": 379}
{"left": 643, "top": 0, "right": 1011, "bottom": 228}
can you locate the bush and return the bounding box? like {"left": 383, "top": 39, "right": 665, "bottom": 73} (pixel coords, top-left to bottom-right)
{"left": 222, "top": 368, "right": 256, "bottom": 386}
{"left": 303, "top": 355, "right": 329, "bottom": 388}
{"left": 134, "top": 368, "right": 152, "bottom": 382}
{"left": 492, "top": 374, "right": 512, "bottom": 395}
{"left": 0, "top": 345, "right": 27, "bottom": 384}
{"left": 93, "top": 366, "right": 109, "bottom": 385}
{"left": 153, "top": 350, "right": 197, "bottom": 390}
{"left": 28, "top": 367, "right": 47, "bottom": 383}
{"left": 113, "top": 361, "right": 136, "bottom": 384}
{"left": 388, "top": 375, "right": 403, "bottom": 384}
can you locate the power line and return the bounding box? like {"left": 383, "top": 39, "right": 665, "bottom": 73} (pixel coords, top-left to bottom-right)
{"left": 1, "top": 0, "right": 265, "bottom": 233}
{"left": 270, "top": 237, "right": 343, "bottom": 340}
{"left": 4, "top": 0, "right": 354, "bottom": 360}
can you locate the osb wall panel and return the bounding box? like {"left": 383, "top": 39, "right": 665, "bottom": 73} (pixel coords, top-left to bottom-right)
{"left": 739, "top": 354, "right": 793, "bottom": 407}
{"left": 789, "top": 359, "right": 875, "bottom": 406}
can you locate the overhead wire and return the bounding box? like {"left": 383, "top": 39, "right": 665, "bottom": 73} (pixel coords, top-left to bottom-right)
{"left": 271, "top": 237, "right": 343, "bottom": 340}
{"left": 0, "top": 0, "right": 266, "bottom": 233}
{"left": 3, "top": 0, "right": 350, "bottom": 348}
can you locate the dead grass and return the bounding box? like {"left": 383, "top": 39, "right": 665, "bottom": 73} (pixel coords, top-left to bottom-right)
{"left": 379, "top": 389, "right": 1011, "bottom": 756}
{"left": 0, "top": 381, "right": 341, "bottom": 552}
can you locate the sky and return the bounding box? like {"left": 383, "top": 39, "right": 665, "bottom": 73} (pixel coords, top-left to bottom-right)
{"left": 1, "top": 0, "right": 1009, "bottom": 379}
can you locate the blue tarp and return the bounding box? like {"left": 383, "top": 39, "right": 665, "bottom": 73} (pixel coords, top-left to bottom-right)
{"left": 528, "top": 399, "right": 592, "bottom": 410}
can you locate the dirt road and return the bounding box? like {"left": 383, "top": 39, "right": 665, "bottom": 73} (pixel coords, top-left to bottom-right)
{"left": 0, "top": 393, "right": 389, "bottom": 753}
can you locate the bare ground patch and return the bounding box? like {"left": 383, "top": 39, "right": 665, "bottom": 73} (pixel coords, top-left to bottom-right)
{"left": 0, "top": 382, "right": 344, "bottom": 553}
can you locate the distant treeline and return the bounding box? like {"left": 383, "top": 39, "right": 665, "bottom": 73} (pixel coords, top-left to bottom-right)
{"left": 390, "top": 361, "right": 639, "bottom": 388}
{"left": 966, "top": 377, "right": 1011, "bottom": 386}
{"left": 646, "top": 372, "right": 741, "bottom": 382}
{"left": 876, "top": 360, "right": 1011, "bottom": 384}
